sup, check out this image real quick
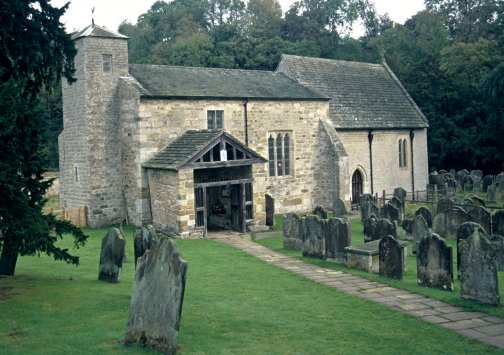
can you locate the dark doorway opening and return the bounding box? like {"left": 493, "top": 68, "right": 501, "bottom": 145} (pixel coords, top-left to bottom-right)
{"left": 352, "top": 170, "right": 363, "bottom": 206}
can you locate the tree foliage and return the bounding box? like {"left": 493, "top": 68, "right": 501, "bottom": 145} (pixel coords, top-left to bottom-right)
{"left": 0, "top": 0, "right": 87, "bottom": 275}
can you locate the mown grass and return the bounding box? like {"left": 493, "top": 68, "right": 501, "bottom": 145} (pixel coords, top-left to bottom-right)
{"left": 0, "top": 225, "right": 503, "bottom": 354}
{"left": 256, "top": 215, "right": 504, "bottom": 318}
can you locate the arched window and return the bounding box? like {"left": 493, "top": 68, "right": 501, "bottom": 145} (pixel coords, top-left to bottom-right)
{"left": 403, "top": 139, "right": 407, "bottom": 167}
{"left": 398, "top": 139, "right": 403, "bottom": 167}
{"left": 399, "top": 138, "right": 408, "bottom": 167}
{"left": 268, "top": 132, "right": 292, "bottom": 176}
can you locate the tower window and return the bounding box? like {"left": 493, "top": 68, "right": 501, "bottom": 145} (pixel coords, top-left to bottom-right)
{"left": 102, "top": 54, "right": 112, "bottom": 73}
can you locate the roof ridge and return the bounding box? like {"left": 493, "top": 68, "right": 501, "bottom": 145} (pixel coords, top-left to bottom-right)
{"left": 129, "top": 63, "right": 287, "bottom": 76}
{"left": 281, "top": 54, "right": 381, "bottom": 67}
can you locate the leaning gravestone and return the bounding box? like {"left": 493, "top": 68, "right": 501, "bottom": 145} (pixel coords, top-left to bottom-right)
{"left": 468, "top": 206, "right": 491, "bottom": 235}
{"left": 417, "top": 233, "right": 453, "bottom": 291}
{"left": 313, "top": 205, "right": 328, "bottom": 220}
{"left": 492, "top": 209, "right": 504, "bottom": 236}
{"left": 379, "top": 235, "right": 403, "bottom": 280}
{"left": 125, "top": 238, "right": 188, "bottom": 354}
{"left": 98, "top": 228, "right": 126, "bottom": 283}
{"left": 490, "top": 235, "right": 504, "bottom": 271}
{"left": 458, "top": 223, "right": 499, "bottom": 305}
{"left": 415, "top": 207, "right": 432, "bottom": 228}
{"left": 412, "top": 214, "right": 429, "bottom": 254}
{"left": 302, "top": 215, "right": 325, "bottom": 259}
{"left": 283, "top": 213, "right": 303, "bottom": 250}
{"left": 333, "top": 198, "right": 347, "bottom": 218}
{"left": 133, "top": 225, "right": 158, "bottom": 268}
{"left": 445, "top": 207, "right": 469, "bottom": 238}
{"left": 325, "top": 218, "right": 352, "bottom": 263}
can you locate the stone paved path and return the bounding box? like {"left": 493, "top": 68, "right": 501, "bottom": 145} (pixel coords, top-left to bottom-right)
{"left": 209, "top": 231, "right": 504, "bottom": 350}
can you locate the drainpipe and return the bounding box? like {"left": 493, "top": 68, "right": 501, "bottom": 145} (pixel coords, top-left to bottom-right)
{"left": 410, "top": 129, "right": 415, "bottom": 201}
{"left": 243, "top": 99, "right": 249, "bottom": 146}
{"left": 368, "top": 130, "right": 374, "bottom": 195}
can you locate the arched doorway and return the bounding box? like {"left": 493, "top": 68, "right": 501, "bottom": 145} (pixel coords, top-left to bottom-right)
{"left": 351, "top": 170, "right": 363, "bottom": 205}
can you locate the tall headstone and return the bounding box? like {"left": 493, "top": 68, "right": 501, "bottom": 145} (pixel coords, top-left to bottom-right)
{"left": 98, "top": 228, "right": 126, "bottom": 283}
{"left": 402, "top": 219, "right": 413, "bottom": 240}
{"left": 333, "top": 198, "right": 347, "bottom": 218}
{"left": 417, "top": 233, "right": 454, "bottom": 291}
{"left": 325, "top": 217, "right": 352, "bottom": 263}
{"left": 302, "top": 215, "right": 325, "bottom": 259}
{"left": 265, "top": 194, "right": 275, "bottom": 227}
{"left": 432, "top": 212, "right": 446, "bottom": 236}
{"left": 381, "top": 202, "right": 399, "bottom": 224}
{"left": 364, "top": 214, "right": 378, "bottom": 242}
{"left": 379, "top": 236, "right": 403, "bottom": 280}
{"left": 412, "top": 214, "right": 429, "bottom": 254}
{"left": 490, "top": 235, "right": 504, "bottom": 271}
{"left": 393, "top": 187, "right": 407, "bottom": 209}
{"left": 133, "top": 225, "right": 158, "bottom": 268}
{"left": 313, "top": 205, "right": 328, "bottom": 220}
{"left": 468, "top": 206, "right": 491, "bottom": 235}
{"left": 445, "top": 207, "right": 469, "bottom": 238}
{"left": 458, "top": 223, "right": 499, "bottom": 305}
{"left": 415, "top": 207, "right": 432, "bottom": 228}
{"left": 463, "top": 175, "right": 474, "bottom": 192}
{"left": 125, "top": 238, "right": 188, "bottom": 354}
{"left": 360, "top": 194, "right": 376, "bottom": 222}
{"left": 487, "top": 184, "right": 498, "bottom": 202}
{"left": 492, "top": 209, "right": 504, "bottom": 236}
{"left": 283, "top": 213, "right": 303, "bottom": 250}
{"left": 482, "top": 175, "right": 493, "bottom": 192}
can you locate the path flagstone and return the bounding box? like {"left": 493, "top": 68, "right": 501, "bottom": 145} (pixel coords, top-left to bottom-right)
{"left": 208, "top": 231, "right": 504, "bottom": 350}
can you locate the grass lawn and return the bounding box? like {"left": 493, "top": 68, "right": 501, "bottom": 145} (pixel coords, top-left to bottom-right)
{"left": 256, "top": 216, "right": 504, "bottom": 319}
{"left": 0, "top": 226, "right": 502, "bottom": 354}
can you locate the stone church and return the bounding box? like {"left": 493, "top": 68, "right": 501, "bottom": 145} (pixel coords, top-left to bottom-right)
{"left": 59, "top": 24, "right": 429, "bottom": 236}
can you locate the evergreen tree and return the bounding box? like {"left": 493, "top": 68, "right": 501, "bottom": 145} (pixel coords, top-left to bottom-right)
{"left": 0, "top": 0, "right": 87, "bottom": 275}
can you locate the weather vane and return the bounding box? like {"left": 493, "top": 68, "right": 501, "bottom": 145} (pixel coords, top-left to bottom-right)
{"left": 92, "top": 7, "right": 95, "bottom": 26}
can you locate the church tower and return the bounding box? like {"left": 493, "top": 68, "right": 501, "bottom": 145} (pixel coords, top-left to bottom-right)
{"left": 59, "top": 24, "right": 129, "bottom": 227}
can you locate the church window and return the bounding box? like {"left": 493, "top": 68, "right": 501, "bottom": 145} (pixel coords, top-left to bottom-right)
{"left": 399, "top": 138, "right": 408, "bottom": 167}
{"left": 207, "top": 110, "right": 223, "bottom": 129}
{"left": 74, "top": 166, "right": 79, "bottom": 182}
{"left": 268, "top": 132, "right": 292, "bottom": 177}
{"left": 102, "top": 54, "right": 112, "bottom": 73}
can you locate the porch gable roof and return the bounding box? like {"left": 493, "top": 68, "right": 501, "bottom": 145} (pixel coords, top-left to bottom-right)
{"left": 142, "top": 130, "right": 267, "bottom": 171}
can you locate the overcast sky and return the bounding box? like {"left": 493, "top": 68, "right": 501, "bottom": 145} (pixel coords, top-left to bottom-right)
{"left": 51, "top": 0, "right": 425, "bottom": 36}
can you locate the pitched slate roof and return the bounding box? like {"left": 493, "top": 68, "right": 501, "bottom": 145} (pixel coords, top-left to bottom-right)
{"left": 128, "top": 64, "right": 328, "bottom": 100}
{"left": 142, "top": 130, "right": 266, "bottom": 171}
{"left": 277, "top": 54, "right": 428, "bottom": 129}
{"left": 72, "top": 24, "right": 128, "bottom": 40}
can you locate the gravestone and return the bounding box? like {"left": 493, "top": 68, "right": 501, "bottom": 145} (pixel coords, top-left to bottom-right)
{"left": 360, "top": 194, "right": 376, "bottom": 221}
{"left": 468, "top": 206, "right": 491, "bottom": 235}
{"left": 417, "top": 233, "right": 454, "bottom": 291}
{"left": 283, "top": 213, "right": 303, "bottom": 250}
{"left": 470, "top": 170, "right": 483, "bottom": 179}
{"left": 125, "top": 238, "right": 188, "bottom": 354}
{"left": 313, "top": 205, "right": 328, "bottom": 220}
{"left": 487, "top": 184, "right": 498, "bottom": 202}
{"left": 265, "top": 194, "right": 275, "bottom": 226}
{"left": 437, "top": 197, "right": 454, "bottom": 214}
{"left": 429, "top": 172, "right": 444, "bottom": 187}
{"left": 402, "top": 219, "right": 413, "bottom": 240}
{"left": 393, "top": 187, "right": 407, "bottom": 208}
{"left": 415, "top": 207, "right": 432, "bottom": 228}
{"left": 482, "top": 175, "right": 493, "bottom": 192}
{"left": 412, "top": 214, "right": 429, "bottom": 255}
{"left": 458, "top": 223, "right": 499, "bottom": 305}
{"left": 463, "top": 175, "right": 474, "bottom": 192}
{"left": 379, "top": 236, "right": 403, "bottom": 280}
{"left": 133, "top": 225, "right": 158, "bottom": 268}
{"left": 492, "top": 209, "right": 504, "bottom": 236}
{"left": 445, "top": 207, "right": 469, "bottom": 238}
{"left": 333, "top": 198, "right": 347, "bottom": 218}
{"left": 432, "top": 212, "right": 446, "bottom": 236}
{"left": 490, "top": 235, "right": 504, "bottom": 271}
{"left": 456, "top": 170, "right": 468, "bottom": 189}
{"left": 469, "top": 195, "right": 485, "bottom": 207}
{"left": 381, "top": 202, "right": 399, "bottom": 224}
{"left": 445, "top": 178, "right": 457, "bottom": 197}
{"left": 363, "top": 215, "right": 378, "bottom": 242}
{"left": 98, "top": 228, "right": 126, "bottom": 283}
{"left": 302, "top": 215, "right": 325, "bottom": 258}
{"left": 325, "top": 218, "right": 352, "bottom": 263}
{"left": 389, "top": 196, "right": 404, "bottom": 221}
{"left": 365, "top": 217, "right": 396, "bottom": 242}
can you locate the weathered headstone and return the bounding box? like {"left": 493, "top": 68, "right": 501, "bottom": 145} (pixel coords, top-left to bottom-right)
{"left": 283, "top": 213, "right": 303, "bottom": 250}
{"left": 125, "top": 238, "right": 188, "bottom": 354}
{"left": 302, "top": 215, "right": 325, "bottom": 258}
{"left": 468, "top": 206, "right": 491, "bottom": 235}
{"left": 470, "top": 170, "right": 483, "bottom": 179}
{"left": 133, "top": 225, "right": 158, "bottom": 268}
{"left": 415, "top": 207, "right": 432, "bottom": 228}
{"left": 393, "top": 187, "right": 407, "bottom": 208}
{"left": 379, "top": 235, "right": 403, "bottom": 280}
{"left": 265, "top": 194, "right": 275, "bottom": 227}
{"left": 325, "top": 218, "right": 352, "bottom": 263}
{"left": 492, "top": 209, "right": 504, "bottom": 236}
{"left": 432, "top": 212, "right": 447, "bottom": 236}
{"left": 487, "top": 184, "right": 498, "bottom": 202}
{"left": 364, "top": 214, "right": 378, "bottom": 242}
{"left": 389, "top": 196, "right": 404, "bottom": 221}
{"left": 332, "top": 198, "right": 347, "bottom": 218}
{"left": 437, "top": 197, "right": 454, "bottom": 215}
{"left": 381, "top": 202, "right": 399, "bottom": 224}
{"left": 365, "top": 217, "right": 396, "bottom": 242}
{"left": 445, "top": 207, "right": 469, "bottom": 238}
{"left": 490, "top": 235, "right": 504, "bottom": 271}
{"left": 98, "top": 228, "right": 126, "bottom": 283}
{"left": 360, "top": 194, "right": 376, "bottom": 221}
{"left": 463, "top": 175, "right": 474, "bottom": 192}
{"left": 470, "top": 195, "right": 485, "bottom": 207}
{"left": 313, "top": 205, "right": 328, "bottom": 220}
{"left": 412, "top": 214, "right": 429, "bottom": 255}
{"left": 429, "top": 172, "right": 444, "bottom": 187}
{"left": 458, "top": 223, "right": 499, "bottom": 305}
{"left": 482, "top": 175, "right": 493, "bottom": 192}
{"left": 402, "top": 219, "right": 413, "bottom": 240}
{"left": 416, "top": 233, "right": 453, "bottom": 291}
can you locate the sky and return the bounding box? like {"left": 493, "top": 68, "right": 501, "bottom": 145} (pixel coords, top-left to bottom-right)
{"left": 50, "top": 0, "right": 425, "bottom": 36}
